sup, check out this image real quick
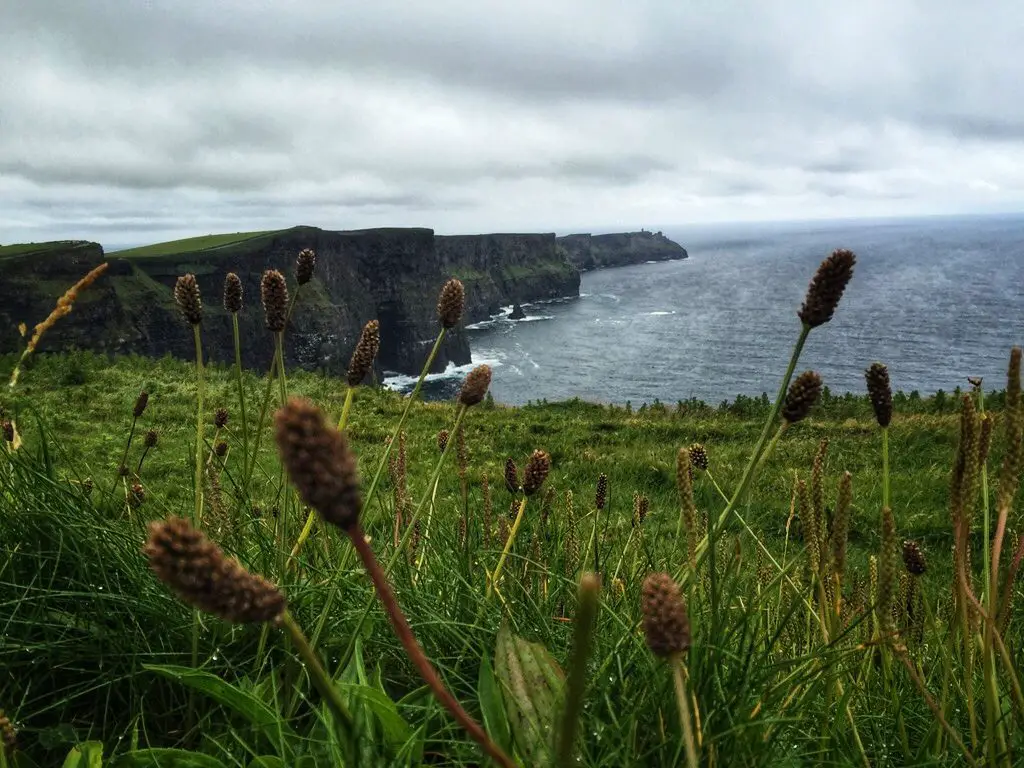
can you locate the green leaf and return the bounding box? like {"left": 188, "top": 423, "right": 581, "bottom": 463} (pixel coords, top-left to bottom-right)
{"left": 478, "top": 651, "right": 512, "bottom": 755}
{"left": 61, "top": 741, "right": 103, "bottom": 768}
{"left": 336, "top": 683, "right": 412, "bottom": 747}
{"left": 111, "top": 749, "right": 227, "bottom": 768}
{"left": 142, "top": 664, "right": 297, "bottom": 758}
{"left": 494, "top": 625, "right": 565, "bottom": 766}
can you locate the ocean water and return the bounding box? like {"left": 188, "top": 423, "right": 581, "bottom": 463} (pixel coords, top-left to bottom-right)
{"left": 384, "top": 214, "right": 1024, "bottom": 406}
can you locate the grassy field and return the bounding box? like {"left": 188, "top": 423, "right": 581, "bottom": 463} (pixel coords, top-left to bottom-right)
{"left": 1, "top": 250, "right": 1023, "bottom": 767}
{"left": 0, "top": 241, "right": 97, "bottom": 261}
{"left": 112, "top": 230, "right": 283, "bottom": 259}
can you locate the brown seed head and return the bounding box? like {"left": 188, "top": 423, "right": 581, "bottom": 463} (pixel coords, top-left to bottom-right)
{"left": 133, "top": 390, "right": 149, "bottom": 419}
{"left": 144, "top": 429, "right": 159, "bottom": 448}
{"left": 798, "top": 248, "right": 856, "bottom": 328}
{"left": 223, "top": 272, "right": 243, "bottom": 314}
{"left": 1, "top": 420, "right": 13, "bottom": 443}
{"left": 174, "top": 273, "right": 203, "bottom": 325}
{"left": 458, "top": 364, "right": 491, "bottom": 407}
{"left": 119, "top": 464, "right": 130, "bottom": 477}
{"left": 689, "top": 443, "right": 709, "bottom": 471}
{"left": 633, "top": 492, "right": 650, "bottom": 527}
{"left": 214, "top": 407, "right": 229, "bottom": 429}
{"left": 595, "top": 472, "right": 608, "bottom": 510}
{"left": 902, "top": 539, "right": 927, "bottom": 576}
{"left": 522, "top": 449, "right": 551, "bottom": 496}
{"left": 215, "top": 441, "right": 228, "bottom": 457}
{"left": 0, "top": 709, "right": 15, "bottom": 754}
{"left": 865, "top": 362, "right": 893, "bottom": 428}
{"left": 437, "top": 429, "right": 450, "bottom": 453}
{"left": 504, "top": 457, "right": 520, "bottom": 494}
{"left": 260, "top": 269, "right": 289, "bottom": 333}
{"left": 979, "top": 413, "right": 993, "bottom": 466}
{"left": 641, "top": 572, "right": 691, "bottom": 657}
{"left": 144, "top": 517, "right": 286, "bottom": 623}
{"left": 274, "top": 397, "right": 362, "bottom": 531}
{"left": 296, "top": 248, "right": 316, "bottom": 286}
{"left": 437, "top": 278, "right": 465, "bottom": 328}
{"left": 782, "top": 371, "right": 823, "bottom": 424}
{"left": 346, "top": 319, "right": 380, "bottom": 387}
{"left": 130, "top": 482, "right": 146, "bottom": 506}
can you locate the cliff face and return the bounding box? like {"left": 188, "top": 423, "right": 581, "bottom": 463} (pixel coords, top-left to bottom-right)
{"left": 436, "top": 233, "right": 580, "bottom": 324}
{"left": 0, "top": 227, "right": 581, "bottom": 377}
{"left": 557, "top": 230, "right": 687, "bottom": 271}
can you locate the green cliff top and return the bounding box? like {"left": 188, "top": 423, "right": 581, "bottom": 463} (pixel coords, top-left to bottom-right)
{"left": 111, "top": 229, "right": 285, "bottom": 259}
{"left": 0, "top": 240, "right": 99, "bottom": 261}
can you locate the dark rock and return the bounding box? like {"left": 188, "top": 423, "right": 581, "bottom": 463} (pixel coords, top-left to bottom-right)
{"left": 509, "top": 303, "right": 526, "bottom": 320}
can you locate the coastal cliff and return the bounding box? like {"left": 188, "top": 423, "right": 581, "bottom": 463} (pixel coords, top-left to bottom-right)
{"left": 1, "top": 226, "right": 686, "bottom": 376}
{"left": 557, "top": 230, "right": 687, "bottom": 270}
{"left": 436, "top": 233, "right": 580, "bottom": 325}
{"left": 0, "top": 228, "right": 579, "bottom": 377}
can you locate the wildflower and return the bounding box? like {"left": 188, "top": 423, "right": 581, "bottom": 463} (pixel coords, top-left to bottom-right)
{"left": 458, "top": 364, "right": 492, "bottom": 406}
{"left": 274, "top": 398, "right": 362, "bottom": 531}
{"left": 798, "top": 248, "right": 856, "bottom": 328}
{"left": 144, "top": 516, "right": 286, "bottom": 624}
{"left": 223, "top": 272, "right": 243, "bottom": 313}
{"left": 641, "top": 572, "right": 691, "bottom": 657}
{"left": 347, "top": 320, "right": 380, "bottom": 387}
{"left": 174, "top": 274, "right": 203, "bottom": 326}
{"left": 296, "top": 248, "right": 317, "bottom": 286}
{"left": 260, "top": 269, "right": 289, "bottom": 333}
{"left": 438, "top": 278, "right": 465, "bottom": 328}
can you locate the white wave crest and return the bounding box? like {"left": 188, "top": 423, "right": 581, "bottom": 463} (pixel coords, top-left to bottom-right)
{"left": 382, "top": 353, "right": 504, "bottom": 392}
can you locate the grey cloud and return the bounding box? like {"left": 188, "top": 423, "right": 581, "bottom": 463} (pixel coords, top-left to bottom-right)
{"left": 2, "top": 1, "right": 1024, "bottom": 244}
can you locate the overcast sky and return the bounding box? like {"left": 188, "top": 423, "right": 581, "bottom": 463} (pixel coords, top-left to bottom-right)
{"left": 3, "top": 1, "right": 1024, "bottom": 247}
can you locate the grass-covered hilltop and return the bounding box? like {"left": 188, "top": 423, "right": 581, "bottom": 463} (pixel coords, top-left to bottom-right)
{"left": 2, "top": 243, "right": 1023, "bottom": 767}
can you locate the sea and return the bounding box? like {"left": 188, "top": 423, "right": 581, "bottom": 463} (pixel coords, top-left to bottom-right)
{"left": 382, "top": 214, "right": 1024, "bottom": 406}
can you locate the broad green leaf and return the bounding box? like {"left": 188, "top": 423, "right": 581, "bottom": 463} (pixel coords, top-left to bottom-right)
{"left": 494, "top": 625, "right": 565, "bottom": 766}
{"left": 143, "top": 664, "right": 297, "bottom": 758}
{"left": 111, "top": 749, "right": 227, "bottom": 768}
{"left": 61, "top": 741, "right": 103, "bottom": 768}
{"left": 336, "top": 683, "right": 412, "bottom": 747}
{"left": 478, "top": 651, "right": 512, "bottom": 755}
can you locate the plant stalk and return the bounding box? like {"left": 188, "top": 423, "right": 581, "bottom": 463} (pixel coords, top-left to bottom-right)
{"left": 348, "top": 526, "right": 517, "bottom": 768}
{"left": 672, "top": 656, "right": 700, "bottom": 768}
{"left": 555, "top": 573, "right": 601, "bottom": 767}
{"left": 231, "top": 314, "right": 250, "bottom": 493}
{"left": 488, "top": 496, "right": 529, "bottom": 598}
{"left": 279, "top": 612, "right": 356, "bottom": 761}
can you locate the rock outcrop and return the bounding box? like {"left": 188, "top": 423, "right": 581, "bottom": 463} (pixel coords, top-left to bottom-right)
{"left": 0, "top": 227, "right": 580, "bottom": 377}
{"left": 435, "top": 233, "right": 579, "bottom": 326}
{"left": 557, "top": 230, "right": 687, "bottom": 271}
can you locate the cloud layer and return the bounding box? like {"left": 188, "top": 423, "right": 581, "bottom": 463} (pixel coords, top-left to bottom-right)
{"left": 3, "top": 1, "right": 1023, "bottom": 246}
